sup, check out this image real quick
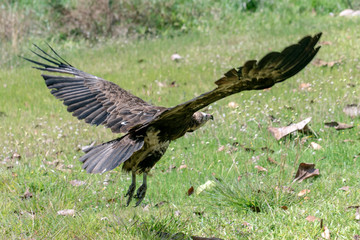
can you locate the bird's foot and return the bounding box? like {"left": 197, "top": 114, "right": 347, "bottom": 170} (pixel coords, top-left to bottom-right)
{"left": 125, "top": 182, "right": 136, "bottom": 206}
{"left": 134, "top": 184, "right": 147, "bottom": 207}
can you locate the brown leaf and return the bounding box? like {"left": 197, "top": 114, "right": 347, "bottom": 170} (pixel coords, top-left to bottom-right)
{"left": 241, "top": 221, "right": 253, "bottom": 230}
{"left": 312, "top": 58, "right": 341, "bottom": 67}
{"left": 179, "top": 164, "right": 187, "bottom": 170}
{"left": 343, "top": 104, "right": 360, "bottom": 118}
{"left": 57, "top": 209, "right": 75, "bottom": 216}
{"left": 310, "top": 142, "right": 322, "bottom": 150}
{"left": 293, "top": 163, "right": 320, "bottom": 182}
{"left": 261, "top": 147, "right": 274, "bottom": 153}
{"left": 305, "top": 215, "right": 318, "bottom": 222}
{"left": 298, "top": 189, "right": 310, "bottom": 197}
{"left": 217, "top": 145, "right": 225, "bottom": 152}
{"left": 267, "top": 157, "right": 279, "bottom": 165}
{"left": 299, "top": 83, "right": 311, "bottom": 90}
{"left": 254, "top": 165, "right": 268, "bottom": 172}
{"left": 325, "top": 121, "right": 353, "bottom": 130}
{"left": 280, "top": 206, "right": 288, "bottom": 210}
{"left": 12, "top": 153, "right": 21, "bottom": 160}
{"left": 321, "top": 226, "right": 331, "bottom": 239}
{"left": 275, "top": 186, "right": 295, "bottom": 194}
{"left": 21, "top": 189, "right": 33, "bottom": 200}
{"left": 339, "top": 186, "right": 350, "bottom": 191}
{"left": 319, "top": 41, "right": 332, "bottom": 45}
{"left": 187, "top": 186, "right": 194, "bottom": 196}
{"left": 69, "top": 180, "right": 86, "bottom": 187}
{"left": 155, "top": 201, "right": 168, "bottom": 207}
{"left": 268, "top": 117, "right": 312, "bottom": 140}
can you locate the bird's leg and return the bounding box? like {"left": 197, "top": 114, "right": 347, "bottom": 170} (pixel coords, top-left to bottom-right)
{"left": 125, "top": 171, "right": 136, "bottom": 206}
{"left": 134, "top": 173, "right": 147, "bottom": 207}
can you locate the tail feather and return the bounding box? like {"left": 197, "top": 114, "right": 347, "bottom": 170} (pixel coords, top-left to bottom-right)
{"left": 79, "top": 135, "right": 144, "bottom": 174}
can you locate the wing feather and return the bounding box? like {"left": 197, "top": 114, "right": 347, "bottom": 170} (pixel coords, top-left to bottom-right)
{"left": 143, "top": 33, "right": 322, "bottom": 130}
{"left": 25, "top": 47, "right": 166, "bottom": 133}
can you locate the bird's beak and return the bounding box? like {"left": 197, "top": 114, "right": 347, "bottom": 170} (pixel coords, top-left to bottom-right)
{"left": 210, "top": 115, "right": 214, "bottom": 120}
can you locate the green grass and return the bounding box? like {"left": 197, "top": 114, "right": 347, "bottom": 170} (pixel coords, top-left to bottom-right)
{"left": 1, "top": 11, "right": 360, "bottom": 239}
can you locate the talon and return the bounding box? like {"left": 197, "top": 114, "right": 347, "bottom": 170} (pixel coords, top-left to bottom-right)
{"left": 134, "top": 173, "right": 148, "bottom": 207}
{"left": 125, "top": 171, "right": 136, "bottom": 206}
{"left": 134, "top": 184, "right": 147, "bottom": 206}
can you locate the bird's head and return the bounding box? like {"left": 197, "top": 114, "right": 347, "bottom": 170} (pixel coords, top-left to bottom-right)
{"left": 187, "top": 112, "right": 214, "bottom": 132}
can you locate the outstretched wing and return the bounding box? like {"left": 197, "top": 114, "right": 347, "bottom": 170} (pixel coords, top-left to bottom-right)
{"left": 145, "top": 33, "right": 322, "bottom": 128}
{"left": 24, "top": 45, "right": 166, "bottom": 134}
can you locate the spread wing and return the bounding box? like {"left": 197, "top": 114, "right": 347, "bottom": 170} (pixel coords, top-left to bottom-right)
{"left": 24, "top": 45, "right": 166, "bottom": 134}
{"left": 144, "top": 33, "right": 322, "bottom": 128}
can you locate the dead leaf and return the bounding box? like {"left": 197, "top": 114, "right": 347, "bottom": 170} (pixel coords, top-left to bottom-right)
{"left": 343, "top": 104, "right": 360, "bottom": 118}
{"left": 79, "top": 141, "right": 96, "bottom": 152}
{"left": 298, "top": 189, "right": 310, "bottom": 197}
{"left": 280, "top": 206, "right": 288, "bottom": 210}
{"left": 21, "top": 189, "right": 33, "bottom": 200}
{"left": 57, "top": 209, "right": 75, "bottom": 216}
{"left": 254, "top": 165, "right": 268, "bottom": 172}
{"left": 69, "top": 180, "right": 86, "bottom": 187}
{"left": 312, "top": 58, "right": 341, "bottom": 67}
{"left": 310, "top": 142, "right": 322, "bottom": 150}
{"left": 306, "top": 215, "right": 318, "bottom": 222}
{"left": 171, "top": 53, "right": 182, "bottom": 62}
{"left": 339, "top": 186, "right": 349, "bottom": 191}
{"left": 275, "top": 186, "right": 295, "bottom": 194}
{"left": 241, "top": 221, "right": 253, "bottom": 230}
{"left": 155, "top": 201, "right": 168, "bottom": 207}
{"left": 12, "top": 153, "right": 21, "bottom": 160}
{"left": 170, "top": 81, "right": 177, "bottom": 87}
{"left": 196, "top": 180, "right": 216, "bottom": 195}
{"left": 228, "top": 102, "right": 238, "bottom": 108}
{"left": 320, "top": 41, "right": 332, "bottom": 45}
{"left": 356, "top": 208, "right": 360, "bottom": 220}
{"left": 217, "top": 146, "right": 225, "bottom": 152}
{"left": 261, "top": 147, "right": 274, "bottom": 153}
{"left": 268, "top": 117, "right": 313, "bottom": 140}
{"left": 321, "top": 226, "right": 330, "bottom": 239}
{"left": 299, "top": 83, "right": 311, "bottom": 90}
{"left": 267, "top": 157, "right": 279, "bottom": 165}
{"left": 293, "top": 163, "right": 320, "bottom": 182}
{"left": 179, "top": 164, "right": 187, "bottom": 170}
{"left": 325, "top": 121, "right": 353, "bottom": 130}
{"left": 268, "top": 115, "right": 280, "bottom": 123}
{"left": 187, "top": 186, "right": 194, "bottom": 196}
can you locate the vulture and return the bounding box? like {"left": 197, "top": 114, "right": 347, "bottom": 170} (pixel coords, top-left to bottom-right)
{"left": 25, "top": 33, "right": 321, "bottom": 206}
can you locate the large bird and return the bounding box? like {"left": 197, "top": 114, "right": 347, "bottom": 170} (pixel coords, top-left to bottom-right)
{"left": 25, "top": 33, "right": 321, "bottom": 206}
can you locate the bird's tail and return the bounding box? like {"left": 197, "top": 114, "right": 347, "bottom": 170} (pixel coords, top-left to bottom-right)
{"left": 79, "top": 135, "right": 144, "bottom": 174}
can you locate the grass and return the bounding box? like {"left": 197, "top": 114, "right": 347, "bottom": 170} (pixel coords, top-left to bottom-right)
{"left": 1, "top": 10, "right": 360, "bottom": 239}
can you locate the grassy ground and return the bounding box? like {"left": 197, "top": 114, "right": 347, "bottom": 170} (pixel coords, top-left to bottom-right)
{"left": 1, "top": 11, "right": 360, "bottom": 239}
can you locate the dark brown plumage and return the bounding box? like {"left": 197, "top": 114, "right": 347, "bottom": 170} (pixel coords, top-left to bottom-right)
{"left": 25, "top": 33, "right": 321, "bottom": 206}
